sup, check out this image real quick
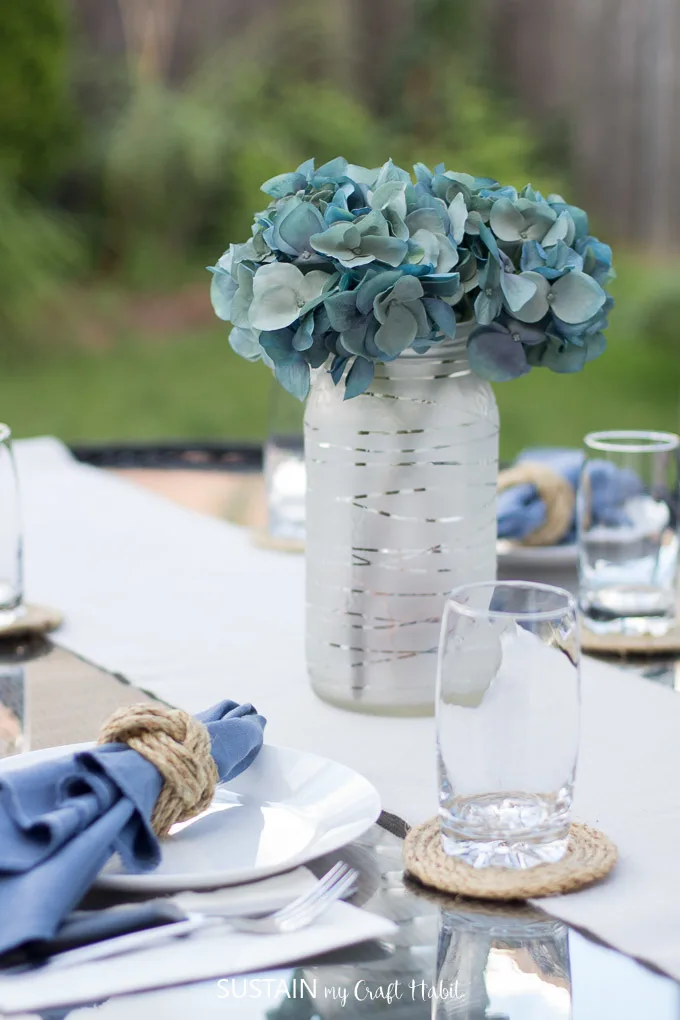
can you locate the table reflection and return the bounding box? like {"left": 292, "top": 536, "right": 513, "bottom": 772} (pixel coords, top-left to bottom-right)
{"left": 434, "top": 905, "right": 570, "bottom": 1019}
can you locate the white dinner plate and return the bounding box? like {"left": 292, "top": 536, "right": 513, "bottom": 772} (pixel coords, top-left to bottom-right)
{"left": 497, "top": 539, "right": 577, "bottom": 568}
{"left": 0, "top": 742, "right": 381, "bottom": 892}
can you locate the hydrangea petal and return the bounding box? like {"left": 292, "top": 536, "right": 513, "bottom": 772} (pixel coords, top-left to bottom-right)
{"left": 276, "top": 203, "right": 325, "bottom": 254}
{"left": 315, "top": 157, "right": 348, "bottom": 179}
{"left": 355, "top": 270, "right": 403, "bottom": 314}
{"left": 540, "top": 211, "right": 572, "bottom": 248}
{"left": 370, "top": 181, "right": 408, "bottom": 219}
{"left": 261, "top": 172, "right": 306, "bottom": 199}
{"left": 467, "top": 324, "right": 530, "bottom": 381}
{"left": 489, "top": 197, "right": 525, "bottom": 241}
{"left": 375, "top": 303, "right": 418, "bottom": 356}
{"left": 550, "top": 271, "right": 606, "bottom": 324}
{"left": 344, "top": 356, "right": 375, "bottom": 399}
{"left": 274, "top": 355, "right": 311, "bottom": 400}
{"left": 539, "top": 339, "right": 588, "bottom": 373}
{"left": 474, "top": 288, "right": 503, "bottom": 325}
{"left": 585, "top": 332, "right": 607, "bottom": 362}
{"left": 253, "top": 262, "right": 304, "bottom": 293}
{"left": 229, "top": 326, "right": 262, "bottom": 361}
{"left": 375, "top": 159, "right": 411, "bottom": 187}
{"left": 346, "top": 164, "right": 379, "bottom": 186}
{"left": 292, "top": 316, "right": 314, "bottom": 351}
{"left": 500, "top": 271, "right": 537, "bottom": 313}
{"left": 210, "top": 269, "right": 237, "bottom": 321}
{"left": 423, "top": 297, "right": 456, "bottom": 338}
{"left": 361, "top": 235, "right": 408, "bottom": 267}
{"left": 512, "top": 271, "right": 550, "bottom": 323}
{"left": 448, "top": 193, "right": 468, "bottom": 244}
{"left": 249, "top": 288, "right": 301, "bottom": 330}
{"left": 324, "top": 291, "right": 362, "bottom": 332}
{"left": 298, "top": 270, "right": 333, "bottom": 304}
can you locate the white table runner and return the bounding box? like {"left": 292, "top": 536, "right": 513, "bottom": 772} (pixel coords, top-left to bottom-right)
{"left": 15, "top": 438, "right": 680, "bottom": 982}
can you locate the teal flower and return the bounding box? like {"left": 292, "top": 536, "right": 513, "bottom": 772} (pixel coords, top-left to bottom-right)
{"left": 373, "top": 276, "right": 429, "bottom": 356}
{"left": 468, "top": 319, "right": 546, "bottom": 381}
{"left": 520, "top": 240, "right": 583, "bottom": 279}
{"left": 310, "top": 211, "right": 407, "bottom": 268}
{"left": 547, "top": 194, "right": 589, "bottom": 241}
{"left": 512, "top": 270, "right": 607, "bottom": 325}
{"left": 248, "top": 263, "right": 334, "bottom": 331}
{"left": 369, "top": 181, "right": 409, "bottom": 240}
{"left": 576, "top": 236, "right": 615, "bottom": 285}
{"left": 265, "top": 197, "right": 326, "bottom": 258}
{"left": 474, "top": 253, "right": 539, "bottom": 325}
{"left": 211, "top": 156, "right": 615, "bottom": 396}
{"left": 489, "top": 197, "right": 557, "bottom": 243}
{"left": 228, "top": 326, "right": 267, "bottom": 363}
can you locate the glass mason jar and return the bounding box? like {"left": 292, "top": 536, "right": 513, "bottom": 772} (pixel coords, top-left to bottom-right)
{"left": 304, "top": 328, "right": 500, "bottom": 715}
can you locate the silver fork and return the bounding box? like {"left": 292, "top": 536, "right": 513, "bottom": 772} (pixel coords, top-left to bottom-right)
{"left": 228, "top": 861, "right": 358, "bottom": 934}
{"left": 43, "top": 862, "right": 358, "bottom": 970}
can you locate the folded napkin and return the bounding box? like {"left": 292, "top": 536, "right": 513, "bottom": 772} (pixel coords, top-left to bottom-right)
{"left": 0, "top": 701, "right": 265, "bottom": 957}
{"left": 497, "top": 447, "right": 643, "bottom": 545}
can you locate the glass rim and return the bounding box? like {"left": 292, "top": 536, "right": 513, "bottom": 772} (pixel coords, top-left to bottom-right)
{"left": 446, "top": 580, "right": 577, "bottom": 623}
{"left": 0, "top": 424, "right": 11, "bottom": 443}
{"left": 584, "top": 429, "right": 679, "bottom": 454}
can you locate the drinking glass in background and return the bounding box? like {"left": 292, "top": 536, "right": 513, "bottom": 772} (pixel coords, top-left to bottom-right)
{"left": 577, "top": 431, "right": 680, "bottom": 636}
{"left": 264, "top": 379, "right": 306, "bottom": 542}
{"left": 0, "top": 425, "right": 22, "bottom": 627}
{"left": 437, "top": 581, "right": 580, "bottom": 869}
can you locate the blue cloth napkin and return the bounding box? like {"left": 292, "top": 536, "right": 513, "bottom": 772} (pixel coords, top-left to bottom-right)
{"left": 0, "top": 700, "right": 265, "bottom": 956}
{"left": 497, "top": 447, "right": 644, "bottom": 544}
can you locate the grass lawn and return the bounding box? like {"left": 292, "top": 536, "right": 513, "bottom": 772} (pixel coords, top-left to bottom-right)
{"left": 0, "top": 254, "right": 676, "bottom": 458}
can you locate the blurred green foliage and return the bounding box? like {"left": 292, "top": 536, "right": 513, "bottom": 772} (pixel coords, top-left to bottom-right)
{"left": 0, "top": 179, "right": 82, "bottom": 336}
{"left": 0, "top": 0, "right": 73, "bottom": 190}
{"left": 0, "top": 0, "right": 83, "bottom": 336}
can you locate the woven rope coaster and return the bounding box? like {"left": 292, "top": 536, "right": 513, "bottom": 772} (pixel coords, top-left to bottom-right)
{"left": 581, "top": 622, "right": 680, "bottom": 655}
{"left": 403, "top": 817, "right": 617, "bottom": 900}
{"left": 0, "top": 603, "right": 62, "bottom": 640}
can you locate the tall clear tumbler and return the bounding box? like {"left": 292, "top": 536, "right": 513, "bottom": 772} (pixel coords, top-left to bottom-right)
{"left": 578, "top": 430, "right": 679, "bottom": 636}
{"left": 437, "top": 581, "right": 580, "bottom": 869}
{"left": 0, "top": 426, "right": 22, "bottom": 626}
{"left": 264, "top": 379, "right": 306, "bottom": 542}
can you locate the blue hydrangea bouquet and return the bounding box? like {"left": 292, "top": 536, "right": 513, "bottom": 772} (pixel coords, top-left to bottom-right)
{"left": 209, "top": 157, "right": 614, "bottom": 400}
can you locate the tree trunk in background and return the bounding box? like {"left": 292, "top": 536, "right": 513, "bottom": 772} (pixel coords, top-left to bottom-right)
{"left": 488, "top": 0, "right": 680, "bottom": 248}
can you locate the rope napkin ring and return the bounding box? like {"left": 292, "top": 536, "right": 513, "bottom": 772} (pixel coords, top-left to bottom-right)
{"left": 98, "top": 704, "right": 219, "bottom": 838}
{"left": 498, "top": 461, "right": 574, "bottom": 546}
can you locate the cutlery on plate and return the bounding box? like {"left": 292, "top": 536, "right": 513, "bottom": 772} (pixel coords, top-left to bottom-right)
{"left": 15, "top": 862, "right": 358, "bottom": 972}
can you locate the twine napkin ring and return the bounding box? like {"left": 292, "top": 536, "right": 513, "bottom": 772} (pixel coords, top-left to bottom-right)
{"left": 98, "top": 704, "right": 218, "bottom": 837}
{"left": 498, "top": 461, "right": 574, "bottom": 546}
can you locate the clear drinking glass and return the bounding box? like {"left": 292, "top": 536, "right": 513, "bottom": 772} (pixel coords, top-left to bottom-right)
{"left": 578, "top": 430, "right": 680, "bottom": 636}
{"left": 0, "top": 425, "right": 22, "bottom": 626}
{"left": 264, "top": 379, "right": 306, "bottom": 542}
{"left": 436, "top": 581, "right": 580, "bottom": 868}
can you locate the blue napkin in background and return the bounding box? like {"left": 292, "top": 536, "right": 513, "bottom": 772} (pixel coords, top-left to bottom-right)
{"left": 0, "top": 700, "right": 265, "bottom": 957}
{"left": 497, "top": 447, "right": 644, "bottom": 544}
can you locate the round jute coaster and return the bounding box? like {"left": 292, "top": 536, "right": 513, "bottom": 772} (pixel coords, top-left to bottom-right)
{"left": 0, "top": 603, "right": 63, "bottom": 640}
{"left": 403, "top": 818, "right": 617, "bottom": 900}
{"left": 581, "top": 623, "right": 680, "bottom": 656}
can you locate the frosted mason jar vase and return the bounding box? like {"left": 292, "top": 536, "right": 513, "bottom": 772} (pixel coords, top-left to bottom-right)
{"left": 304, "top": 331, "right": 499, "bottom": 715}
